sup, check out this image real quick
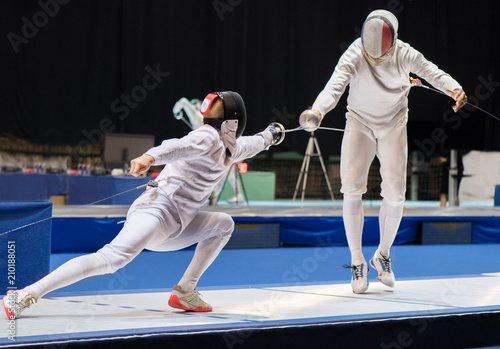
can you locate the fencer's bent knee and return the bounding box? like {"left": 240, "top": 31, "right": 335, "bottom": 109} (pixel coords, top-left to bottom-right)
{"left": 92, "top": 252, "right": 113, "bottom": 275}
{"left": 217, "top": 212, "right": 234, "bottom": 238}
{"left": 97, "top": 244, "right": 137, "bottom": 273}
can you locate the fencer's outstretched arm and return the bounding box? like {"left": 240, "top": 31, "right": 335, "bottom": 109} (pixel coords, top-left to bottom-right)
{"left": 299, "top": 41, "right": 360, "bottom": 131}
{"left": 143, "top": 128, "right": 217, "bottom": 166}
{"left": 131, "top": 122, "right": 285, "bottom": 174}
{"left": 311, "top": 42, "right": 360, "bottom": 118}
{"left": 231, "top": 122, "right": 286, "bottom": 162}
{"left": 258, "top": 122, "right": 285, "bottom": 146}
{"left": 404, "top": 43, "right": 467, "bottom": 112}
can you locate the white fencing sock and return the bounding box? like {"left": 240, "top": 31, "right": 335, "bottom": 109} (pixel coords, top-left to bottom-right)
{"left": 177, "top": 233, "right": 231, "bottom": 293}
{"left": 378, "top": 199, "right": 404, "bottom": 256}
{"left": 343, "top": 194, "right": 364, "bottom": 263}
{"left": 25, "top": 252, "right": 111, "bottom": 298}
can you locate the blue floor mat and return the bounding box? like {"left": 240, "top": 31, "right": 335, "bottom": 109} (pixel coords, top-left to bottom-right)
{"left": 47, "top": 244, "right": 500, "bottom": 294}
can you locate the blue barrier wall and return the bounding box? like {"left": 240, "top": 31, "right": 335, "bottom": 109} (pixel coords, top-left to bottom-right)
{"left": 51, "top": 214, "right": 500, "bottom": 253}
{"left": 0, "top": 201, "right": 52, "bottom": 293}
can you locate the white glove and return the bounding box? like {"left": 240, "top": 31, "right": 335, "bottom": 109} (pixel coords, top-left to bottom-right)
{"left": 258, "top": 122, "right": 286, "bottom": 146}
{"left": 299, "top": 109, "right": 322, "bottom": 132}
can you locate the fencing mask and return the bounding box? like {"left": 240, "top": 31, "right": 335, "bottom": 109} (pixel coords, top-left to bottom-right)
{"left": 201, "top": 91, "right": 247, "bottom": 138}
{"left": 361, "top": 10, "right": 398, "bottom": 66}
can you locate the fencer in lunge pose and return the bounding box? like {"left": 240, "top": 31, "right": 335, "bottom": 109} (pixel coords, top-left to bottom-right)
{"left": 300, "top": 10, "right": 467, "bottom": 293}
{"left": 173, "top": 97, "right": 246, "bottom": 204}
{"left": 3, "top": 91, "right": 285, "bottom": 318}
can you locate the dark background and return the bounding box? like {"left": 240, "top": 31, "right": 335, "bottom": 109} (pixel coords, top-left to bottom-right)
{"left": 1, "top": 0, "right": 499, "bottom": 158}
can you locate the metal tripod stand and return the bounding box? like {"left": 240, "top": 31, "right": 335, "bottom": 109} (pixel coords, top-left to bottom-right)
{"left": 292, "top": 132, "right": 335, "bottom": 205}
{"left": 216, "top": 163, "right": 249, "bottom": 206}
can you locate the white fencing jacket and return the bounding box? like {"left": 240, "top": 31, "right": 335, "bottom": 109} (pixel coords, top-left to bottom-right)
{"left": 312, "top": 38, "right": 462, "bottom": 131}
{"left": 141, "top": 121, "right": 269, "bottom": 228}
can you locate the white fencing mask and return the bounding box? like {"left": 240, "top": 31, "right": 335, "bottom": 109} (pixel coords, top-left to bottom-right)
{"left": 361, "top": 10, "right": 398, "bottom": 66}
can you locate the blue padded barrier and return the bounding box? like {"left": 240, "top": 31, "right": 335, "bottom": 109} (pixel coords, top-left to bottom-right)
{"left": 68, "top": 176, "right": 152, "bottom": 205}
{"left": 50, "top": 214, "right": 500, "bottom": 253}
{"left": 52, "top": 217, "right": 123, "bottom": 253}
{"left": 422, "top": 222, "right": 472, "bottom": 244}
{"left": 0, "top": 173, "right": 68, "bottom": 201}
{"left": 0, "top": 201, "right": 52, "bottom": 293}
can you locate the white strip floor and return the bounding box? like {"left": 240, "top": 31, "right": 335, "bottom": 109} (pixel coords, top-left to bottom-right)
{"left": 3, "top": 273, "right": 500, "bottom": 345}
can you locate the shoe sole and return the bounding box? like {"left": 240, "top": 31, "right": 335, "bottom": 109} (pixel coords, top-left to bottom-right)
{"left": 352, "top": 280, "right": 369, "bottom": 294}
{"left": 168, "top": 295, "right": 212, "bottom": 312}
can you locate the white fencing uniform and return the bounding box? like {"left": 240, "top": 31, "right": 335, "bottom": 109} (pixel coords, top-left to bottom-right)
{"left": 27, "top": 121, "right": 271, "bottom": 298}
{"left": 312, "top": 37, "right": 462, "bottom": 263}
{"left": 313, "top": 38, "right": 461, "bottom": 201}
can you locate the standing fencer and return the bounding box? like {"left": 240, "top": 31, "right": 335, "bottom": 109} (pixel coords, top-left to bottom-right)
{"left": 300, "top": 10, "right": 467, "bottom": 293}
{"left": 4, "top": 91, "right": 285, "bottom": 318}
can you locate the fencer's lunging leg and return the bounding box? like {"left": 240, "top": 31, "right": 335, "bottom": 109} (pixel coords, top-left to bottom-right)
{"left": 343, "top": 193, "right": 365, "bottom": 263}
{"left": 25, "top": 252, "right": 111, "bottom": 298}
{"left": 177, "top": 234, "right": 231, "bottom": 293}
{"left": 378, "top": 198, "right": 404, "bottom": 256}
{"left": 176, "top": 213, "right": 233, "bottom": 293}
{"left": 25, "top": 212, "right": 166, "bottom": 298}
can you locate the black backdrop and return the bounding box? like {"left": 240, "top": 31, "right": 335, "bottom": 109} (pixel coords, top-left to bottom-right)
{"left": 1, "top": 0, "right": 499, "bottom": 158}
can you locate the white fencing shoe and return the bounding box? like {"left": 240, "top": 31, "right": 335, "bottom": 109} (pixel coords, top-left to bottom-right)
{"left": 3, "top": 289, "right": 38, "bottom": 319}
{"left": 168, "top": 285, "right": 212, "bottom": 312}
{"left": 370, "top": 251, "right": 396, "bottom": 288}
{"left": 344, "top": 261, "right": 369, "bottom": 294}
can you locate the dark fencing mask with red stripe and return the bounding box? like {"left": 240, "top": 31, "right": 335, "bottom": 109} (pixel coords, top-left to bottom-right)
{"left": 200, "top": 91, "right": 247, "bottom": 138}
{"left": 361, "top": 10, "right": 398, "bottom": 65}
